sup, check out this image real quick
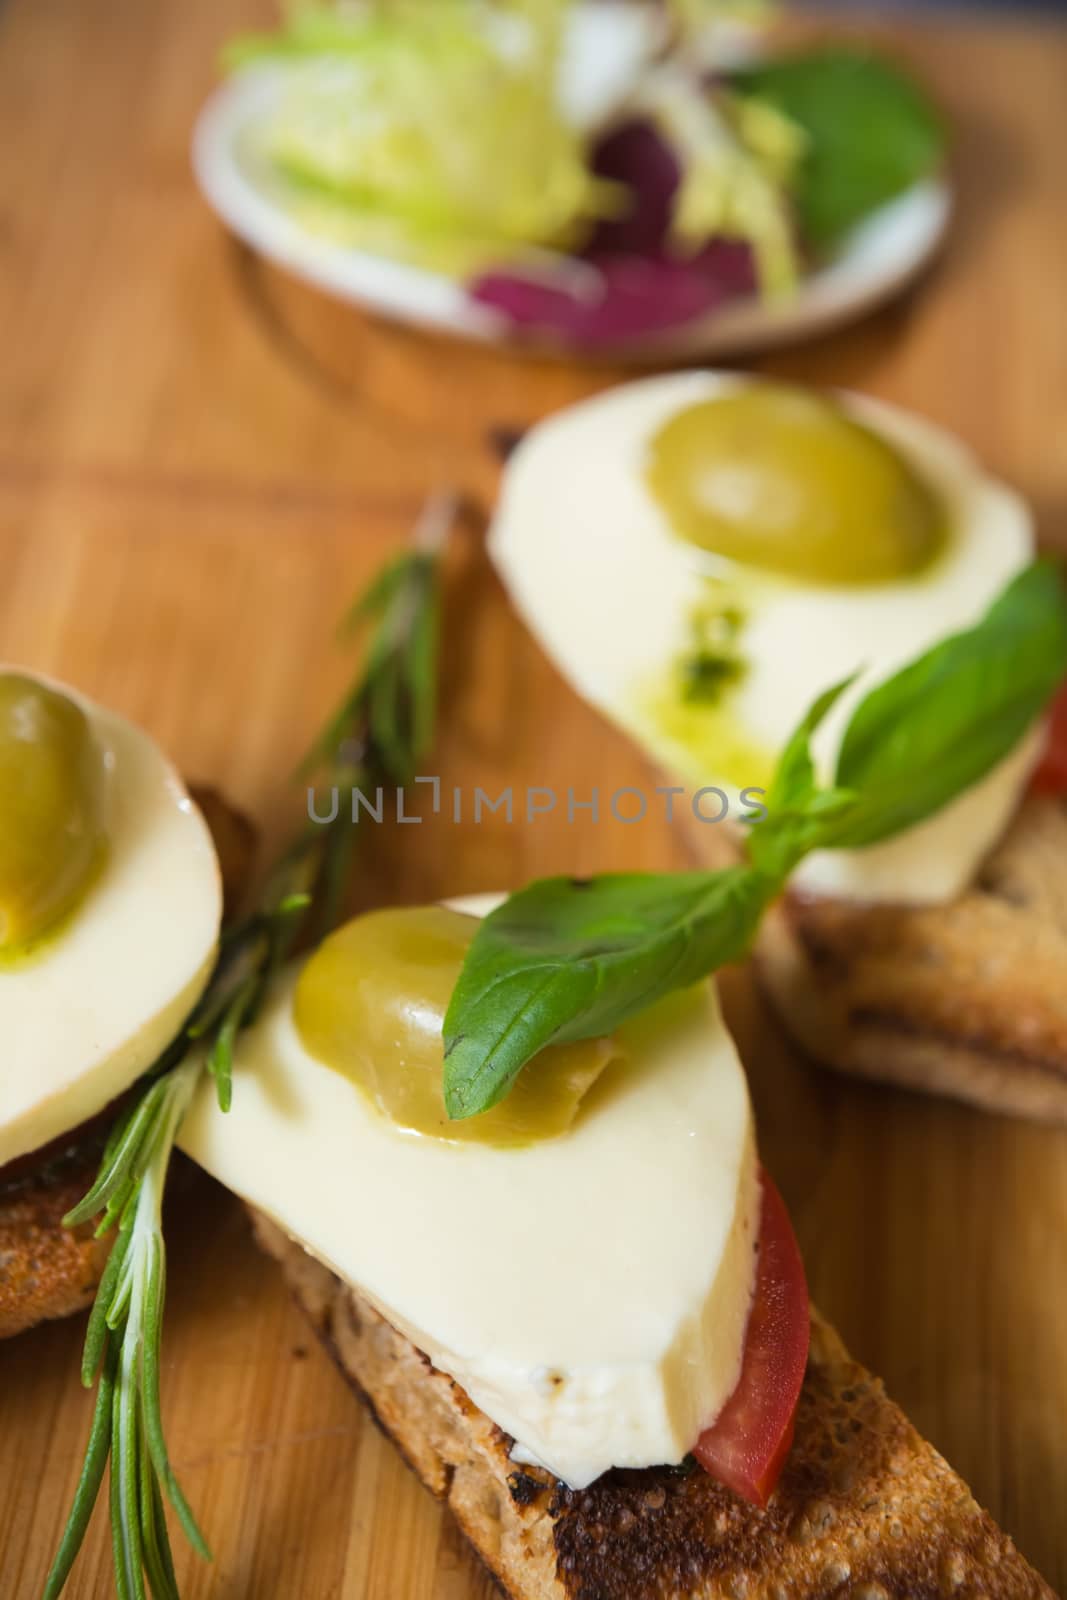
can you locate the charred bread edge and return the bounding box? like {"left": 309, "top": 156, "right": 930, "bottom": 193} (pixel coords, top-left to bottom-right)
{"left": 676, "top": 795, "right": 1067, "bottom": 1125}
{"left": 248, "top": 1206, "right": 1054, "bottom": 1600}
{"left": 755, "top": 898, "right": 1067, "bottom": 1127}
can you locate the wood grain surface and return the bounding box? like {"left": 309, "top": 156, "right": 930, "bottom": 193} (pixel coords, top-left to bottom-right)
{"left": 2, "top": 1, "right": 1067, "bottom": 1596}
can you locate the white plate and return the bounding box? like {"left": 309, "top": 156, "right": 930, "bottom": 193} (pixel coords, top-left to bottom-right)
{"left": 192, "top": 12, "right": 951, "bottom": 363}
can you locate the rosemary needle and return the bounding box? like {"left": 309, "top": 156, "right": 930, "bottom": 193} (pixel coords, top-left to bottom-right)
{"left": 44, "top": 494, "right": 454, "bottom": 1600}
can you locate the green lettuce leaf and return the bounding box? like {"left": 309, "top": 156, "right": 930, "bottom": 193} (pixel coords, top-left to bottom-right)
{"left": 226, "top": 1, "right": 608, "bottom": 276}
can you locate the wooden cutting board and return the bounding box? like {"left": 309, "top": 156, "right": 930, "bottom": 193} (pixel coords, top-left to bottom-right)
{"left": 2, "top": 0, "right": 1067, "bottom": 1595}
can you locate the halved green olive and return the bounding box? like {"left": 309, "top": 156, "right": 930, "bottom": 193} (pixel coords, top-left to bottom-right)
{"left": 646, "top": 384, "right": 945, "bottom": 585}
{"left": 0, "top": 673, "right": 106, "bottom": 958}
{"left": 294, "top": 905, "right": 618, "bottom": 1146}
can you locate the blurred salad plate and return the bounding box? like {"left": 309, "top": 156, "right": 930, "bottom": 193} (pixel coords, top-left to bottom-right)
{"left": 193, "top": 0, "right": 951, "bottom": 360}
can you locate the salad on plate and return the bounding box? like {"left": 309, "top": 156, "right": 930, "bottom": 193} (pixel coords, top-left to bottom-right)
{"left": 211, "top": 0, "right": 947, "bottom": 351}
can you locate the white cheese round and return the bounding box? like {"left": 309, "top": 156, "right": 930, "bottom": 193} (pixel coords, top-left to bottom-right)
{"left": 488, "top": 373, "right": 1038, "bottom": 905}
{"left": 178, "top": 894, "right": 759, "bottom": 1489}
{"left": 0, "top": 675, "right": 222, "bottom": 1165}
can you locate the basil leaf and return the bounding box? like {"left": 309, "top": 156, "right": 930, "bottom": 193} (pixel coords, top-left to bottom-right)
{"left": 730, "top": 49, "right": 944, "bottom": 250}
{"left": 746, "top": 674, "right": 857, "bottom": 881}
{"left": 829, "top": 560, "right": 1067, "bottom": 849}
{"left": 443, "top": 561, "right": 1067, "bottom": 1120}
{"left": 443, "top": 867, "right": 768, "bottom": 1119}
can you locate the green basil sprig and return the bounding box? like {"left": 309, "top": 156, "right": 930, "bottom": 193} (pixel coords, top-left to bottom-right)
{"left": 831, "top": 560, "right": 1067, "bottom": 847}
{"left": 443, "top": 561, "right": 1067, "bottom": 1120}
{"left": 443, "top": 866, "right": 770, "bottom": 1119}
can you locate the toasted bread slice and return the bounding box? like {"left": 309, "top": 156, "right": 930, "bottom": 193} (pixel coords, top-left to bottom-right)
{"left": 0, "top": 1122, "right": 114, "bottom": 1339}
{"left": 676, "top": 795, "right": 1067, "bottom": 1124}
{"left": 0, "top": 786, "right": 255, "bottom": 1340}
{"left": 249, "top": 1208, "right": 1052, "bottom": 1599}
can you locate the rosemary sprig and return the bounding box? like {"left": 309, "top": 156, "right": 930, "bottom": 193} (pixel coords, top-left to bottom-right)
{"left": 44, "top": 492, "right": 454, "bottom": 1600}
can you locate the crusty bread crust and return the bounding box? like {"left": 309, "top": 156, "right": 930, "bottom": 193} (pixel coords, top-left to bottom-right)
{"left": 756, "top": 795, "right": 1067, "bottom": 1125}
{"left": 0, "top": 1126, "right": 113, "bottom": 1339}
{"left": 249, "top": 1208, "right": 1053, "bottom": 1599}
{"left": 0, "top": 785, "right": 255, "bottom": 1340}
{"left": 677, "top": 794, "right": 1067, "bottom": 1124}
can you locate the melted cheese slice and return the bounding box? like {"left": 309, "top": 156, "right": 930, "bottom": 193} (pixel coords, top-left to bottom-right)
{"left": 178, "top": 895, "right": 759, "bottom": 1488}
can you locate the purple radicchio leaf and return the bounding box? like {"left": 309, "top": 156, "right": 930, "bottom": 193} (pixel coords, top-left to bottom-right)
{"left": 468, "top": 118, "right": 757, "bottom": 349}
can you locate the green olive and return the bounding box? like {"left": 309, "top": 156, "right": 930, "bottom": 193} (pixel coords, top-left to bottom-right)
{"left": 0, "top": 673, "right": 106, "bottom": 958}
{"left": 646, "top": 384, "right": 945, "bottom": 585}
{"left": 294, "top": 905, "right": 618, "bottom": 1146}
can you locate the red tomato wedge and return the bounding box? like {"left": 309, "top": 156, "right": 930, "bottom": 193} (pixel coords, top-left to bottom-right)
{"left": 1030, "top": 680, "right": 1067, "bottom": 794}
{"left": 693, "top": 1168, "right": 809, "bottom": 1507}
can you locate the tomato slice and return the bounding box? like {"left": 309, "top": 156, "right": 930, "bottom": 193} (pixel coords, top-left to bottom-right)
{"left": 693, "top": 1167, "right": 809, "bottom": 1507}
{"left": 1030, "top": 680, "right": 1067, "bottom": 794}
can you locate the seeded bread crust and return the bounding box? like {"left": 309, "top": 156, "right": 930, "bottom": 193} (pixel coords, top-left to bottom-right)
{"left": 249, "top": 1208, "right": 1053, "bottom": 1600}
{"left": 677, "top": 795, "right": 1067, "bottom": 1124}
{"left": 0, "top": 786, "right": 255, "bottom": 1340}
